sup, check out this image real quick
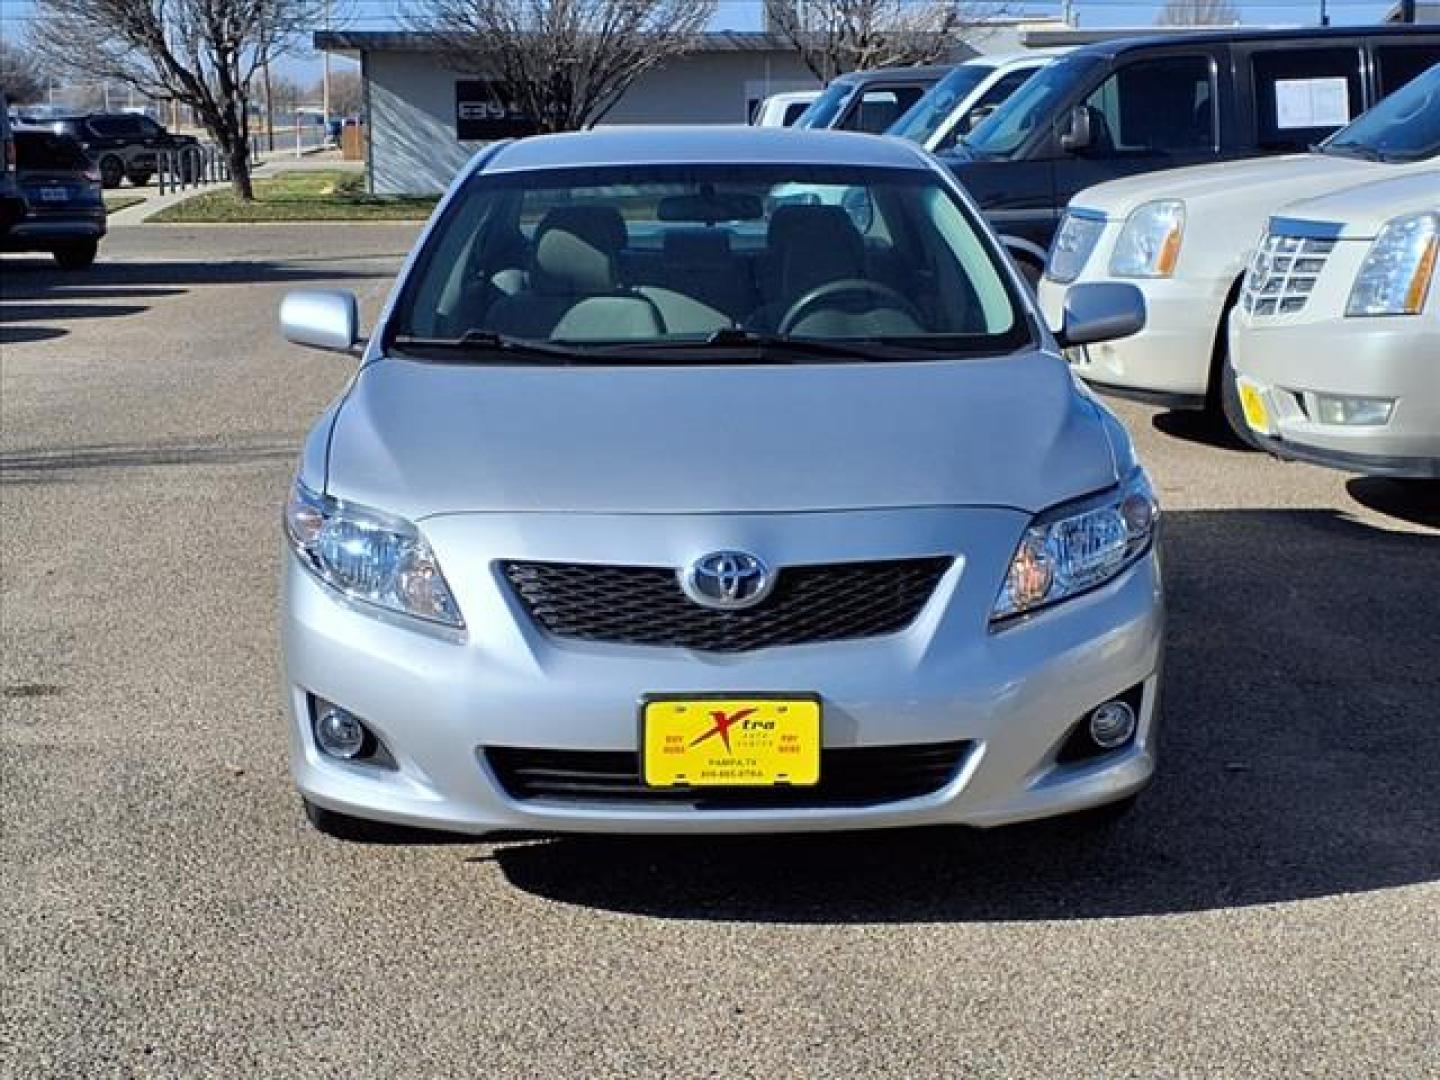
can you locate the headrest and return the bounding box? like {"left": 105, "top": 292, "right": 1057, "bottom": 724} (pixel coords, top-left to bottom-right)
{"left": 532, "top": 206, "right": 627, "bottom": 295}
{"left": 663, "top": 229, "right": 732, "bottom": 265}
{"left": 771, "top": 206, "right": 866, "bottom": 300}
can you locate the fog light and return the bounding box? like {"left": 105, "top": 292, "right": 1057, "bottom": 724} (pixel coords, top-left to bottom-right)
{"left": 314, "top": 705, "right": 367, "bottom": 760}
{"left": 1313, "top": 395, "right": 1393, "bottom": 427}
{"left": 1088, "top": 700, "right": 1137, "bottom": 749}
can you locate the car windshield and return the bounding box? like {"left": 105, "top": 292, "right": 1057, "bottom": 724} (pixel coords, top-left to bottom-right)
{"left": 16, "top": 131, "right": 90, "bottom": 172}
{"left": 887, "top": 66, "right": 992, "bottom": 144}
{"left": 1322, "top": 62, "right": 1440, "bottom": 163}
{"left": 390, "top": 163, "right": 1026, "bottom": 360}
{"left": 793, "top": 82, "right": 856, "bottom": 129}
{"left": 963, "top": 55, "right": 1095, "bottom": 158}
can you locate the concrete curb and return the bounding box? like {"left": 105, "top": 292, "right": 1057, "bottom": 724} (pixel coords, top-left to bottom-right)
{"left": 105, "top": 182, "right": 231, "bottom": 227}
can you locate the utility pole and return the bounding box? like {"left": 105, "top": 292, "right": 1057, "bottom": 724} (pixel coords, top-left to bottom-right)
{"left": 322, "top": 0, "right": 332, "bottom": 132}
{"left": 1399, "top": 0, "right": 1416, "bottom": 22}
{"left": 1319, "top": 0, "right": 1330, "bottom": 26}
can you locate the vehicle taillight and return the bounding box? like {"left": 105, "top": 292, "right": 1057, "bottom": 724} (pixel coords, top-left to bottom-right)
{"left": 4, "top": 139, "right": 15, "bottom": 171}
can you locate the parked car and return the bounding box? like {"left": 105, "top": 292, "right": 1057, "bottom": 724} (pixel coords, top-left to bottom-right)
{"left": 1, "top": 92, "right": 24, "bottom": 234}
{"left": 941, "top": 26, "right": 1440, "bottom": 285}
{"left": 793, "top": 65, "right": 953, "bottom": 134}
{"left": 21, "top": 111, "right": 200, "bottom": 188}
{"left": 1037, "top": 61, "right": 1439, "bottom": 437}
{"left": 277, "top": 126, "right": 1161, "bottom": 840}
{"left": 1230, "top": 171, "right": 1438, "bottom": 478}
{"left": 0, "top": 128, "right": 106, "bottom": 269}
{"left": 887, "top": 50, "right": 1070, "bottom": 154}
{"left": 751, "top": 91, "right": 820, "bottom": 128}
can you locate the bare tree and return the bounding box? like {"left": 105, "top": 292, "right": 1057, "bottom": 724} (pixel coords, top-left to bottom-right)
{"left": 30, "top": 0, "right": 324, "bottom": 199}
{"left": 406, "top": 0, "right": 717, "bottom": 135}
{"left": 763, "top": 0, "right": 991, "bottom": 84}
{"left": 319, "top": 68, "right": 364, "bottom": 118}
{"left": 1, "top": 37, "right": 50, "bottom": 105}
{"left": 1156, "top": 0, "right": 1240, "bottom": 25}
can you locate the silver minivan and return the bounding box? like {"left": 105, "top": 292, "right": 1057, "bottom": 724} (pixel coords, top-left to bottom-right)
{"left": 279, "top": 127, "right": 1163, "bottom": 840}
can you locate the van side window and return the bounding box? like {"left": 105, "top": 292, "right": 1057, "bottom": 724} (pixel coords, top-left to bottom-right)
{"left": 1251, "top": 48, "right": 1364, "bottom": 151}
{"left": 1081, "top": 56, "right": 1215, "bottom": 156}
{"left": 1375, "top": 44, "right": 1440, "bottom": 97}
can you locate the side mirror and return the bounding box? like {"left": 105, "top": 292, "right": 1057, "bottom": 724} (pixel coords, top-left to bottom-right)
{"left": 1055, "top": 282, "right": 1146, "bottom": 349}
{"left": 1059, "top": 105, "right": 1092, "bottom": 154}
{"left": 280, "top": 289, "right": 359, "bottom": 353}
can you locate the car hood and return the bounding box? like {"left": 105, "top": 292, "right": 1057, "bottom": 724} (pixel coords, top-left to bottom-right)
{"left": 1072, "top": 153, "right": 1386, "bottom": 218}
{"left": 1272, "top": 169, "right": 1440, "bottom": 240}
{"left": 323, "top": 350, "right": 1118, "bottom": 519}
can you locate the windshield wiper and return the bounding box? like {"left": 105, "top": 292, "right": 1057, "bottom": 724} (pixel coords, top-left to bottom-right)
{"left": 695, "top": 328, "right": 917, "bottom": 361}
{"left": 389, "top": 330, "right": 594, "bottom": 362}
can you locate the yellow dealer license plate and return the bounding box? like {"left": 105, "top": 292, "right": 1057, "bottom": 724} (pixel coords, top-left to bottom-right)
{"left": 641, "top": 695, "right": 820, "bottom": 788}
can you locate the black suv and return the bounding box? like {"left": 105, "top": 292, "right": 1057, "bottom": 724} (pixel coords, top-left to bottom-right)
{"left": 30, "top": 112, "right": 200, "bottom": 188}
{"left": 939, "top": 26, "right": 1440, "bottom": 283}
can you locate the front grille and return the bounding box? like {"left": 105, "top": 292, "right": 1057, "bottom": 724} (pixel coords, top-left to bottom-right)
{"left": 1240, "top": 232, "right": 1336, "bottom": 317}
{"left": 501, "top": 557, "right": 950, "bottom": 652}
{"left": 485, "top": 741, "right": 974, "bottom": 808}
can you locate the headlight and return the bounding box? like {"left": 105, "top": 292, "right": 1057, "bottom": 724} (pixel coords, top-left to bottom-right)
{"left": 991, "top": 468, "right": 1158, "bottom": 624}
{"left": 285, "top": 480, "right": 464, "bottom": 629}
{"left": 1109, "top": 200, "right": 1185, "bottom": 278}
{"left": 1046, "top": 209, "right": 1106, "bottom": 284}
{"left": 1346, "top": 212, "right": 1438, "bottom": 317}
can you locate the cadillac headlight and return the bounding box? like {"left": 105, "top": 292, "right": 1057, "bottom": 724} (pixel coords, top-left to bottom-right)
{"left": 1047, "top": 209, "right": 1106, "bottom": 284}
{"left": 285, "top": 480, "right": 463, "bottom": 629}
{"left": 1346, "top": 212, "right": 1438, "bottom": 317}
{"left": 1110, "top": 200, "right": 1185, "bottom": 278}
{"left": 992, "top": 468, "right": 1158, "bottom": 624}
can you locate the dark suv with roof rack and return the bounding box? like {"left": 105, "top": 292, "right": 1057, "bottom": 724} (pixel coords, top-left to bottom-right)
{"left": 938, "top": 26, "right": 1440, "bottom": 284}
{"left": 23, "top": 112, "right": 200, "bottom": 188}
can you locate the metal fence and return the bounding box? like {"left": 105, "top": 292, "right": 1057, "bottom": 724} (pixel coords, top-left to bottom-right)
{"left": 156, "top": 144, "right": 240, "bottom": 194}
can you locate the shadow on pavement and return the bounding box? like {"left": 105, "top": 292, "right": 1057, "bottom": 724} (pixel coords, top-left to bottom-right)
{"left": 1151, "top": 409, "right": 1255, "bottom": 452}
{"left": 0, "top": 257, "right": 391, "bottom": 296}
{"left": 1347, "top": 477, "right": 1439, "bottom": 530}
{"left": 0, "top": 325, "right": 69, "bottom": 345}
{"left": 481, "top": 507, "right": 1438, "bottom": 922}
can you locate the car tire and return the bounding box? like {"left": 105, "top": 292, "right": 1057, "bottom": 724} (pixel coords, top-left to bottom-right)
{"left": 53, "top": 241, "right": 98, "bottom": 271}
{"left": 126, "top": 170, "right": 153, "bottom": 187}
{"left": 1217, "top": 346, "right": 1262, "bottom": 450}
{"left": 98, "top": 155, "right": 125, "bottom": 189}
{"left": 1014, "top": 256, "right": 1043, "bottom": 296}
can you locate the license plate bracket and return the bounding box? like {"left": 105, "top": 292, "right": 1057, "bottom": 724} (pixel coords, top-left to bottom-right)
{"left": 640, "top": 694, "right": 821, "bottom": 788}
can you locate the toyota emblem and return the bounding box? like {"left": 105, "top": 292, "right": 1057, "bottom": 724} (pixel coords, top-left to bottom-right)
{"left": 680, "top": 551, "right": 774, "bottom": 610}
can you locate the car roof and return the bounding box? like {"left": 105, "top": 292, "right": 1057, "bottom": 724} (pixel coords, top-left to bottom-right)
{"left": 1069, "top": 24, "right": 1436, "bottom": 61}
{"left": 482, "top": 126, "right": 936, "bottom": 174}
{"left": 960, "top": 48, "right": 1071, "bottom": 69}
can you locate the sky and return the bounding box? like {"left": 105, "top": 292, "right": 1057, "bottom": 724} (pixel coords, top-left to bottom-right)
{"left": 0, "top": 0, "right": 1403, "bottom": 82}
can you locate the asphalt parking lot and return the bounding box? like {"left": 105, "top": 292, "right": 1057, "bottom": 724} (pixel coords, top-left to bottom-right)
{"left": 3, "top": 225, "right": 1437, "bottom": 1078}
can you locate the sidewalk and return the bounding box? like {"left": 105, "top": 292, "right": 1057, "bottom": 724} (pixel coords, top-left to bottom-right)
{"left": 104, "top": 180, "right": 231, "bottom": 227}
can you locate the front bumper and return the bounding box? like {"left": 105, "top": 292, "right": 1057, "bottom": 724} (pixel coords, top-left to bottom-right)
{"left": 1231, "top": 310, "right": 1440, "bottom": 477}
{"left": 283, "top": 508, "right": 1165, "bottom": 835}
{"left": 1039, "top": 274, "right": 1229, "bottom": 408}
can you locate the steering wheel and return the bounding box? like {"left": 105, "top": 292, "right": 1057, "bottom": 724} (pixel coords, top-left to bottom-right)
{"left": 777, "top": 279, "right": 924, "bottom": 337}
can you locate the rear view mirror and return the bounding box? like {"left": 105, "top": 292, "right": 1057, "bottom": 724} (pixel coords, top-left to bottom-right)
{"left": 1060, "top": 105, "right": 1092, "bottom": 153}
{"left": 1056, "top": 282, "right": 1145, "bottom": 349}
{"left": 657, "top": 192, "right": 764, "bottom": 223}
{"left": 280, "top": 289, "right": 360, "bottom": 353}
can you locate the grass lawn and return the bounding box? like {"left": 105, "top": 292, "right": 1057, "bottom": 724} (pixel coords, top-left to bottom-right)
{"left": 103, "top": 194, "right": 146, "bottom": 214}
{"left": 148, "top": 171, "right": 437, "bottom": 223}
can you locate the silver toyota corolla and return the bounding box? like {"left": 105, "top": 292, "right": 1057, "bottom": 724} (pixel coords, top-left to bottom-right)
{"left": 279, "top": 127, "right": 1162, "bottom": 839}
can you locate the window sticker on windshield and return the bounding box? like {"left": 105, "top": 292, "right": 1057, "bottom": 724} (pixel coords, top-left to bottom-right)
{"left": 1274, "top": 78, "right": 1350, "bottom": 129}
